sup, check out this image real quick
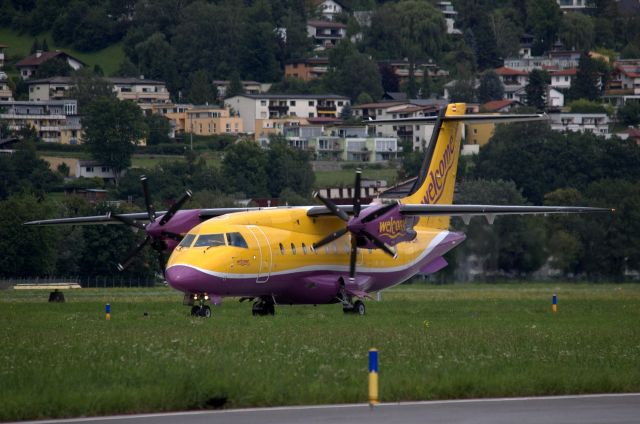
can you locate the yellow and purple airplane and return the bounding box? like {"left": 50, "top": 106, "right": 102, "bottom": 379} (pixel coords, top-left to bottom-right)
{"left": 26, "top": 103, "right": 611, "bottom": 317}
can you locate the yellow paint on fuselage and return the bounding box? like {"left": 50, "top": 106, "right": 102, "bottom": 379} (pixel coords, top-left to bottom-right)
{"left": 167, "top": 208, "right": 444, "bottom": 277}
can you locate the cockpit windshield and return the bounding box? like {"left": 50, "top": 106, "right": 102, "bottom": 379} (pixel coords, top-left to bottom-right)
{"left": 193, "top": 234, "right": 226, "bottom": 248}
{"left": 226, "top": 232, "right": 248, "bottom": 248}
{"left": 178, "top": 234, "right": 196, "bottom": 248}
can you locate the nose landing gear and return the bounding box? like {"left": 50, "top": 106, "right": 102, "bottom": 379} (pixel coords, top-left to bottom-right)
{"left": 187, "top": 293, "right": 212, "bottom": 318}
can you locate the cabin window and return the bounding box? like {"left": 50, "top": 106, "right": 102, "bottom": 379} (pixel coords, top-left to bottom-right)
{"left": 178, "top": 234, "right": 196, "bottom": 248}
{"left": 193, "top": 234, "right": 225, "bottom": 248}
{"left": 291, "top": 243, "right": 297, "bottom": 255}
{"left": 324, "top": 245, "right": 330, "bottom": 254}
{"left": 302, "top": 243, "right": 308, "bottom": 255}
{"left": 226, "top": 232, "right": 248, "bottom": 248}
{"left": 333, "top": 243, "right": 338, "bottom": 255}
{"left": 279, "top": 243, "right": 285, "bottom": 255}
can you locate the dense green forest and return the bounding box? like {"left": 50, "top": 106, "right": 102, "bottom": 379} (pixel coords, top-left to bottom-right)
{"left": 1, "top": 0, "right": 640, "bottom": 280}
{"left": 2, "top": 0, "right": 639, "bottom": 102}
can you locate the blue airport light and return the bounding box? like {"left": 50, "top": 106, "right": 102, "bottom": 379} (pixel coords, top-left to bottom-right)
{"left": 369, "top": 348, "right": 378, "bottom": 405}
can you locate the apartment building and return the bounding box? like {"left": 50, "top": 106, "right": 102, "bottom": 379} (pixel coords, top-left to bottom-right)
{"left": 224, "top": 94, "right": 349, "bottom": 133}
{"left": 284, "top": 57, "right": 329, "bottom": 81}
{"left": 548, "top": 112, "right": 611, "bottom": 138}
{"left": 0, "top": 99, "right": 80, "bottom": 144}
{"left": 556, "top": 0, "right": 595, "bottom": 12}
{"left": 162, "top": 105, "right": 243, "bottom": 136}
{"left": 27, "top": 76, "right": 171, "bottom": 109}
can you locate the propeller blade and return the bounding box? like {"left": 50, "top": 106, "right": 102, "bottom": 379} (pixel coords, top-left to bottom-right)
{"left": 353, "top": 169, "right": 362, "bottom": 218}
{"left": 349, "top": 235, "right": 358, "bottom": 282}
{"left": 360, "top": 201, "right": 400, "bottom": 224}
{"left": 159, "top": 190, "right": 192, "bottom": 225}
{"left": 313, "top": 192, "right": 350, "bottom": 222}
{"left": 141, "top": 176, "right": 156, "bottom": 222}
{"left": 109, "top": 212, "right": 146, "bottom": 230}
{"left": 117, "top": 236, "right": 151, "bottom": 271}
{"left": 361, "top": 230, "right": 397, "bottom": 258}
{"left": 312, "top": 227, "right": 349, "bottom": 249}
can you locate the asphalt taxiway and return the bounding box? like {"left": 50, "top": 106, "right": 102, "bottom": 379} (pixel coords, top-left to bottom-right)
{"left": 13, "top": 393, "right": 640, "bottom": 424}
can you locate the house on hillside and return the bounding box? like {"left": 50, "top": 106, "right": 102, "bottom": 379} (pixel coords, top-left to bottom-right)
{"left": 309, "top": 0, "right": 348, "bottom": 21}
{"left": 556, "top": 0, "right": 595, "bottom": 13}
{"left": 284, "top": 57, "right": 329, "bottom": 81}
{"left": 0, "top": 99, "right": 80, "bottom": 144}
{"left": 548, "top": 112, "right": 611, "bottom": 138}
{"left": 213, "top": 80, "right": 271, "bottom": 98}
{"left": 162, "top": 105, "right": 243, "bottom": 136}
{"left": 0, "top": 76, "right": 12, "bottom": 101}
{"left": 15, "top": 50, "right": 85, "bottom": 80}
{"left": 307, "top": 20, "right": 347, "bottom": 50}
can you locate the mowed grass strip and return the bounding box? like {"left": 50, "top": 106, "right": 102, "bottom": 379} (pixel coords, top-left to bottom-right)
{"left": 1, "top": 284, "right": 639, "bottom": 421}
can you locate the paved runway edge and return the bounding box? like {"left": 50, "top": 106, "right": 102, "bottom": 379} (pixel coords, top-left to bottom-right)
{"left": 11, "top": 393, "right": 640, "bottom": 424}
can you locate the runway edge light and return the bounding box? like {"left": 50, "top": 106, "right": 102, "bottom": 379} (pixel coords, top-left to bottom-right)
{"left": 369, "top": 348, "right": 379, "bottom": 406}
{"left": 106, "top": 303, "right": 111, "bottom": 321}
{"left": 552, "top": 294, "right": 557, "bottom": 313}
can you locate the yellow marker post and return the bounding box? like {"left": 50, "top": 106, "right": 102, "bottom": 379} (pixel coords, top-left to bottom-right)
{"left": 368, "top": 348, "right": 379, "bottom": 406}
{"left": 106, "top": 303, "right": 111, "bottom": 321}
{"left": 552, "top": 294, "right": 557, "bottom": 313}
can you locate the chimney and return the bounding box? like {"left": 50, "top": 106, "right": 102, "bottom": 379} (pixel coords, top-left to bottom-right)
{"left": 35, "top": 50, "right": 42, "bottom": 58}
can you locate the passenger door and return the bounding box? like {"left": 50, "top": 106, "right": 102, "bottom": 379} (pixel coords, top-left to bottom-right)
{"left": 247, "top": 225, "right": 272, "bottom": 283}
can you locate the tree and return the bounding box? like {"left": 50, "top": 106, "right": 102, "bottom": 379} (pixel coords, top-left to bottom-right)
{"left": 187, "top": 69, "right": 216, "bottom": 105}
{"left": 491, "top": 9, "right": 522, "bottom": 59}
{"left": 526, "top": 0, "right": 562, "bottom": 55}
{"left": 478, "top": 70, "right": 504, "bottom": 103}
{"left": 145, "top": 114, "right": 171, "bottom": 145}
{"left": 221, "top": 141, "right": 269, "bottom": 197}
{"left": 379, "top": 64, "right": 399, "bottom": 93}
{"left": 617, "top": 102, "right": 640, "bottom": 127}
{"left": 451, "top": 179, "right": 546, "bottom": 277}
{"left": 133, "top": 32, "right": 178, "bottom": 94}
{"left": 0, "top": 194, "right": 60, "bottom": 277}
{"left": 569, "top": 52, "right": 600, "bottom": 101}
{"left": 83, "top": 97, "right": 148, "bottom": 184}
{"left": 226, "top": 70, "right": 244, "bottom": 99}
{"left": 68, "top": 68, "right": 115, "bottom": 111}
{"left": 559, "top": 13, "right": 594, "bottom": 51}
{"left": 420, "top": 74, "right": 432, "bottom": 99}
{"left": 525, "top": 69, "right": 549, "bottom": 110}
{"left": 448, "top": 78, "right": 477, "bottom": 103}
{"left": 324, "top": 40, "right": 383, "bottom": 102}
{"left": 114, "top": 58, "right": 139, "bottom": 77}
{"left": 340, "top": 103, "right": 353, "bottom": 121}
{"left": 266, "top": 136, "right": 315, "bottom": 198}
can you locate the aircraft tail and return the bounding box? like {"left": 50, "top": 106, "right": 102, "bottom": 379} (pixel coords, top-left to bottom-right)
{"left": 401, "top": 103, "right": 465, "bottom": 230}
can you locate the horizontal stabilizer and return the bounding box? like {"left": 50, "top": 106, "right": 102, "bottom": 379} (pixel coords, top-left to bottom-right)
{"left": 399, "top": 204, "right": 612, "bottom": 217}
{"left": 371, "top": 113, "right": 545, "bottom": 125}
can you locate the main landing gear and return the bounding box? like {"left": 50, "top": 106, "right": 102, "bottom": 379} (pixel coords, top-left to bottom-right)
{"left": 252, "top": 297, "right": 275, "bottom": 316}
{"left": 187, "top": 293, "right": 212, "bottom": 318}
{"left": 342, "top": 299, "right": 366, "bottom": 315}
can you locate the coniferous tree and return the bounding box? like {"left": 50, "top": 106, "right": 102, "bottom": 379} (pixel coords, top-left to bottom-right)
{"left": 570, "top": 52, "right": 600, "bottom": 101}
{"left": 478, "top": 70, "right": 504, "bottom": 103}
{"left": 525, "top": 69, "right": 549, "bottom": 110}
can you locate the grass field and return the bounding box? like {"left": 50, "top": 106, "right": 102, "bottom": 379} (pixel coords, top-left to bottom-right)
{"left": 1, "top": 283, "right": 639, "bottom": 421}
{"left": 0, "top": 28, "right": 125, "bottom": 76}
{"left": 314, "top": 168, "right": 398, "bottom": 188}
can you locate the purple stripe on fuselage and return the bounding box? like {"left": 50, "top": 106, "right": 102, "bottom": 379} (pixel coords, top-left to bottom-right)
{"left": 166, "top": 231, "right": 465, "bottom": 304}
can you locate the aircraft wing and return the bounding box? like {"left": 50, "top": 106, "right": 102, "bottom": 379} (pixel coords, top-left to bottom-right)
{"left": 399, "top": 204, "right": 612, "bottom": 217}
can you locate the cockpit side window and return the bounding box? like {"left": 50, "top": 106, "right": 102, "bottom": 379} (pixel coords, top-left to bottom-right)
{"left": 178, "top": 234, "right": 196, "bottom": 248}
{"left": 193, "top": 234, "right": 226, "bottom": 248}
{"left": 226, "top": 232, "right": 248, "bottom": 248}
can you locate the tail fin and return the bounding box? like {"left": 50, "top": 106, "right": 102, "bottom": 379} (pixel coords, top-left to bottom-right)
{"left": 402, "top": 103, "right": 465, "bottom": 229}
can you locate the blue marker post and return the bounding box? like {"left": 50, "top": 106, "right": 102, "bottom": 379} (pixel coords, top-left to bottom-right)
{"left": 106, "top": 303, "right": 111, "bottom": 321}
{"left": 369, "top": 348, "right": 379, "bottom": 406}
{"left": 552, "top": 294, "right": 557, "bottom": 313}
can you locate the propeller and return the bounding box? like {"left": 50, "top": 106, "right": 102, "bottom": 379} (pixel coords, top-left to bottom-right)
{"left": 313, "top": 169, "right": 397, "bottom": 283}
{"left": 112, "top": 176, "right": 192, "bottom": 274}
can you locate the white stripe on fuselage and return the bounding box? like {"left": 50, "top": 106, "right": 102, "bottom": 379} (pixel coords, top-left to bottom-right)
{"left": 167, "top": 230, "right": 451, "bottom": 280}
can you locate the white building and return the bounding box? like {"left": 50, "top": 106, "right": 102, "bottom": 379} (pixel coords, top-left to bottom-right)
{"left": 548, "top": 113, "right": 610, "bottom": 138}
{"left": 437, "top": 1, "right": 462, "bottom": 35}
{"left": 556, "top": 0, "right": 595, "bottom": 12}
{"left": 76, "top": 160, "right": 118, "bottom": 181}
{"left": 549, "top": 68, "right": 577, "bottom": 90}
{"left": 15, "top": 51, "right": 85, "bottom": 80}
{"left": 307, "top": 20, "right": 347, "bottom": 51}
{"left": 314, "top": 0, "right": 346, "bottom": 21}
{"left": 224, "top": 94, "right": 349, "bottom": 134}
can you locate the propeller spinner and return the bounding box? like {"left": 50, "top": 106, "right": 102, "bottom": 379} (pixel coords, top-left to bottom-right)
{"left": 112, "top": 176, "right": 192, "bottom": 274}
{"left": 312, "top": 169, "right": 399, "bottom": 283}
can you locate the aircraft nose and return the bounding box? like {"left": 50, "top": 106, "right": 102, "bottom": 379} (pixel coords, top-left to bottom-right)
{"left": 165, "top": 265, "right": 201, "bottom": 292}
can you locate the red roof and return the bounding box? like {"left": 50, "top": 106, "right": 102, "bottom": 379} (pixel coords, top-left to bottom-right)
{"left": 550, "top": 68, "right": 577, "bottom": 76}
{"left": 494, "top": 67, "right": 528, "bottom": 76}
{"left": 625, "top": 128, "right": 640, "bottom": 138}
{"left": 0, "top": 44, "right": 7, "bottom": 48}
{"left": 15, "top": 51, "right": 84, "bottom": 68}
{"left": 482, "top": 99, "right": 518, "bottom": 112}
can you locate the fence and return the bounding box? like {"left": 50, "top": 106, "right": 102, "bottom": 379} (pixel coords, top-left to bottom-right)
{"left": 0, "top": 275, "right": 159, "bottom": 289}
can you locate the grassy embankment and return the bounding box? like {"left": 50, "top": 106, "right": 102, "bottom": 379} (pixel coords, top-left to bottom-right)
{"left": 0, "top": 28, "right": 125, "bottom": 76}
{"left": 1, "top": 283, "right": 639, "bottom": 421}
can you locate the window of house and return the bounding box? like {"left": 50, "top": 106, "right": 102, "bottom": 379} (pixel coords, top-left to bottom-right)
{"left": 261, "top": 100, "right": 267, "bottom": 106}
{"left": 85, "top": 167, "right": 93, "bottom": 172}
{"left": 101, "top": 167, "right": 109, "bottom": 172}
{"left": 290, "top": 100, "right": 296, "bottom": 106}
{"left": 309, "top": 112, "right": 314, "bottom": 118}
{"left": 309, "top": 101, "right": 314, "bottom": 106}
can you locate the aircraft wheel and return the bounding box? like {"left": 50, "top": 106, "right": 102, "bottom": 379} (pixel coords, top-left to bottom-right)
{"left": 252, "top": 301, "right": 262, "bottom": 316}
{"left": 266, "top": 302, "right": 275, "bottom": 315}
{"left": 201, "top": 305, "right": 212, "bottom": 318}
{"left": 191, "top": 306, "right": 201, "bottom": 316}
{"left": 353, "top": 300, "right": 366, "bottom": 315}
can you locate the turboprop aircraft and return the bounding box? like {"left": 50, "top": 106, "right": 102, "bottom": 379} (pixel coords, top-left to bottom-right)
{"left": 25, "top": 103, "right": 611, "bottom": 318}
